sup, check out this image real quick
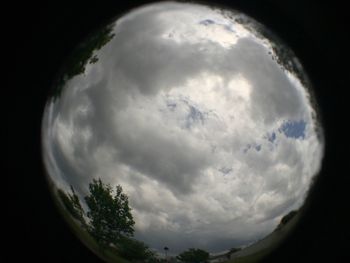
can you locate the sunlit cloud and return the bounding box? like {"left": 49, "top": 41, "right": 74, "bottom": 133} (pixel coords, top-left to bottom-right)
{"left": 42, "top": 1, "right": 324, "bottom": 254}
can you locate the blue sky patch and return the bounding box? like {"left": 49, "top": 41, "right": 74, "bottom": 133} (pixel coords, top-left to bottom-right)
{"left": 267, "top": 132, "right": 276, "bottom": 143}
{"left": 243, "top": 144, "right": 251, "bottom": 153}
{"left": 243, "top": 144, "right": 261, "bottom": 153}
{"left": 185, "top": 105, "right": 205, "bottom": 128}
{"left": 219, "top": 167, "right": 232, "bottom": 175}
{"left": 279, "top": 120, "right": 306, "bottom": 139}
{"left": 224, "top": 25, "right": 234, "bottom": 32}
{"left": 199, "top": 19, "right": 215, "bottom": 26}
{"left": 166, "top": 102, "right": 177, "bottom": 111}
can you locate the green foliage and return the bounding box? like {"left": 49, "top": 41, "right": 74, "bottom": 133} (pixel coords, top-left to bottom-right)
{"left": 51, "top": 23, "right": 115, "bottom": 101}
{"left": 57, "top": 189, "right": 74, "bottom": 215}
{"left": 57, "top": 186, "right": 86, "bottom": 227}
{"left": 84, "top": 179, "right": 135, "bottom": 248}
{"left": 63, "top": 24, "right": 115, "bottom": 79}
{"left": 117, "top": 236, "right": 156, "bottom": 262}
{"left": 177, "top": 248, "right": 210, "bottom": 263}
{"left": 56, "top": 179, "right": 159, "bottom": 262}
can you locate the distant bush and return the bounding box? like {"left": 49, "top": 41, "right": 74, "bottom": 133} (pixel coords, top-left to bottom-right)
{"left": 177, "top": 248, "right": 210, "bottom": 263}
{"left": 281, "top": 210, "right": 298, "bottom": 225}
{"left": 275, "top": 210, "right": 298, "bottom": 231}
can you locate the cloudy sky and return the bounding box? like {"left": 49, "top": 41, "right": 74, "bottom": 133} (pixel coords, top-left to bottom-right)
{"left": 42, "top": 1, "right": 324, "bottom": 254}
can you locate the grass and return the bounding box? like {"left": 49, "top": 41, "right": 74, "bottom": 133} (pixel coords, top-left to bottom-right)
{"left": 230, "top": 248, "right": 271, "bottom": 263}
{"left": 226, "top": 211, "right": 302, "bottom": 263}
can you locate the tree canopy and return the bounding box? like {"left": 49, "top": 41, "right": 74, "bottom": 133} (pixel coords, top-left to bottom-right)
{"left": 84, "top": 179, "right": 135, "bottom": 248}
{"left": 57, "top": 179, "right": 157, "bottom": 261}
{"left": 177, "top": 248, "right": 210, "bottom": 263}
{"left": 117, "top": 236, "right": 156, "bottom": 262}
{"left": 50, "top": 23, "right": 115, "bottom": 101}
{"left": 57, "top": 186, "right": 86, "bottom": 227}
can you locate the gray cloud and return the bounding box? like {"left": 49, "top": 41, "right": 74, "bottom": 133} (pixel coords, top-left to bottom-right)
{"left": 111, "top": 118, "right": 212, "bottom": 194}
{"left": 42, "top": 1, "right": 324, "bottom": 255}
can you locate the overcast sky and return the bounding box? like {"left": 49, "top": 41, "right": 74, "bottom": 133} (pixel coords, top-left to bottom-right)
{"left": 42, "top": 1, "right": 324, "bottom": 255}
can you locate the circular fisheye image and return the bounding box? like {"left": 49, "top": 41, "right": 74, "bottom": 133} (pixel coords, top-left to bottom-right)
{"left": 42, "top": 1, "right": 324, "bottom": 262}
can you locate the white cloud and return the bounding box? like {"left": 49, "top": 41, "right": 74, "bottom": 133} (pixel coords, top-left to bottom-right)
{"left": 42, "top": 1, "right": 324, "bottom": 254}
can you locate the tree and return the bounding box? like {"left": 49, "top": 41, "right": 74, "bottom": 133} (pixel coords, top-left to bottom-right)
{"left": 57, "top": 186, "right": 86, "bottom": 228}
{"left": 117, "top": 236, "right": 156, "bottom": 261}
{"left": 164, "top": 246, "right": 169, "bottom": 259}
{"left": 50, "top": 22, "right": 115, "bottom": 101}
{"left": 177, "top": 248, "right": 210, "bottom": 263}
{"left": 84, "top": 179, "right": 135, "bottom": 248}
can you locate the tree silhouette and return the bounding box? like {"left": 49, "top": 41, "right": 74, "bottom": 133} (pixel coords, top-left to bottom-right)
{"left": 56, "top": 179, "right": 159, "bottom": 261}
{"left": 84, "top": 178, "right": 135, "bottom": 248}
{"left": 117, "top": 236, "right": 156, "bottom": 262}
{"left": 50, "top": 22, "right": 115, "bottom": 101}
{"left": 57, "top": 186, "right": 86, "bottom": 228}
{"left": 275, "top": 210, "right": 298, "bottom": 231}
{"left": 177, "top": 248, "right": 210, "bottom": 263}
{"left": 164, "top": 246, "right": 169, "bottom": 259}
